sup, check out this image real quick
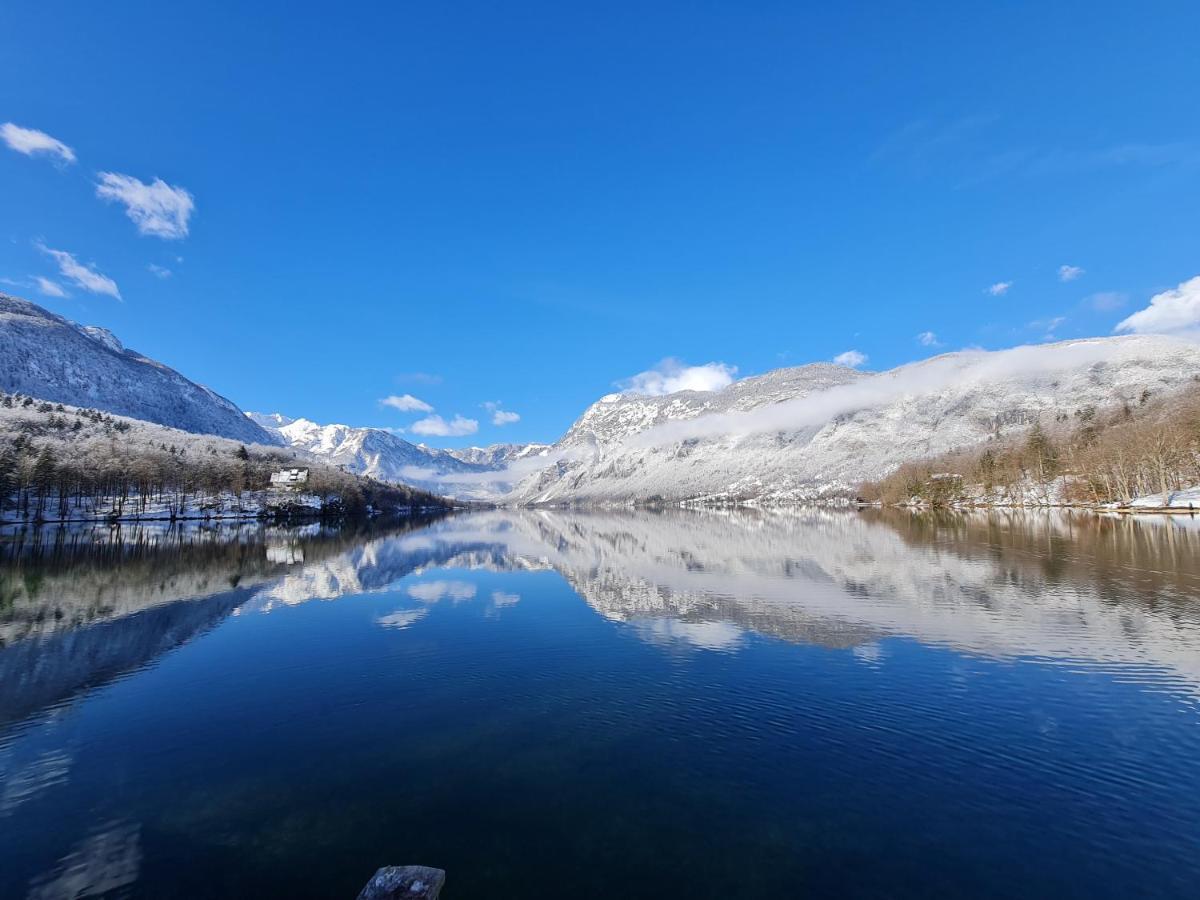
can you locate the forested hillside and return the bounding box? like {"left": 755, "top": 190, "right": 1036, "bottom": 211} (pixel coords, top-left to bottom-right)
{"left": 0, "top": 392, "right": 449, "bottom": 522}
{"left": 859, "top": 387, "right": 1200, "bottom": 508}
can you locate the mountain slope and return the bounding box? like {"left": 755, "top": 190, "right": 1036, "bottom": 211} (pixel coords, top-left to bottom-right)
{"left": 0, "top": 294, "right": 272, "bottom": 444}
{"left": 513, "top": 335, "right": 1200, "bottom": 504}
{"left": 248, "top": 414, "right": 494, "bottom": 496}
{"left": 445, "top": 442, "right": 553, "bottom": 467}
{"left": 248, "top": 414, "right": 554, "bottom": 498}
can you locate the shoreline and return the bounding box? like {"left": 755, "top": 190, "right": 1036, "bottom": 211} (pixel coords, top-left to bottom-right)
{"left": 877, "top": 502, "right": 1199, "bottom": 516}
{"left": 4, "top": 498, "right": 1196, "bottom": 526}
{"left": 0, "top": 506, "right": 452, "bottom": 528}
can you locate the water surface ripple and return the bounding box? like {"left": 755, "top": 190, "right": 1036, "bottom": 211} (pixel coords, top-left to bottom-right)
{"left": 1, "top": 509, "right": 1198, "bottom": 898}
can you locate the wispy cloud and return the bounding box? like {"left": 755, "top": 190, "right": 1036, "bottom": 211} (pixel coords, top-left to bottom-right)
{"left": 380, "top": 394, "right": 433, "bottom": 413}
{"left": 483, "top": 401, "right": 520, "bottom": 425}
{"left": 36, "top": 243, "right": 121, "bottom": 300}
{"left": 987, "top": 281, "right": 1012, "bottom": 296}
{"left": 429, "top": 336, "right": 1191, "bottom": 494}
{"left": 1028, "top": 315, "right": 1066, "bottom": 340}
{"left": 916, "top": 331, "right": 941, "bottom": 347}
{"left": 0, "top": 123, "right": 75, "bottom": 164}
{"left": 396, "top": 371, "right": 443, "bottom": 385}
{"left": 96, "top": 172, "right": 194, "bottom": 239}
{"left": 34, "top": 276, "right": 67, "bottom": 298}
{"left": 1116, "top": 276, "right": 1200, "bottom": 334}
{"left": 1084, "top": 291, "right": 1127, "bottom": 312}
{"left": 411, "top": 414, "right": 478, "bottom": 437}
{"left": 146, "top": 263, "right": 172, "bottom": 279}
{"left": 619, "top": 358, "right": 737, "bottom": 396}
{"left": 407, "top": 580, "right": 476, "bottom": 602}
{"left": 870, "top": 115, "right": 996, "bottom": 173}
{"left": 623, "top": 338, "right": 1179, "bottom": 452}
{"left": 833, "top": 350, "right": 868, "bottom": 368}
{"left": 1023, "top": 142, "right": 1200, "bottom": 176}
{"left": 1058, "top": 264, "right": 1085, "bottom": 282}
{"left": 875, "top": 115, "right": 1199, "bottom": 185}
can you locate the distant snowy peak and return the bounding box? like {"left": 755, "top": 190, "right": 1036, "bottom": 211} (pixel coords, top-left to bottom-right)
{"left": 446, "top": 442, "right": 553, "bottom": 467}
{"left": 247, "top": 412, "right": 503, "bottom": 498}
{"left": 0, "top": 293, "right": 274, "bottom": 445}
{"left": 246, "top": 411, "right": 296, "bottom": 431}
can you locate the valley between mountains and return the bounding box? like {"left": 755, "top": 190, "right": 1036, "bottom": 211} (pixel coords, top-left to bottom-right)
{"left": 3, "top": 291, "right": 1199, "bottom": 515}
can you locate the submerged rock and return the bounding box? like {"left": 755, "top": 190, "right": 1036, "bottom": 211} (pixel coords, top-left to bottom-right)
{"left": 357, "top": 866, "right": 445, "bottom": 899}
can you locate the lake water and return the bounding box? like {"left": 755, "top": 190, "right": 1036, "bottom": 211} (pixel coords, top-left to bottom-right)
{"left": 2, "top": 509, "right": 1199, "bottom": 898}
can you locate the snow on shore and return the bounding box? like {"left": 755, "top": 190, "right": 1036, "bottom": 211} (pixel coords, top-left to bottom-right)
{"left": 1124, "top": 486, "right": 1200, "bottom": 511}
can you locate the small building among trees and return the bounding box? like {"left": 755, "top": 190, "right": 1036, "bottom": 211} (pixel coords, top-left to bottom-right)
{"left": 269, "top": 467, "right": 310, "bottom": 489}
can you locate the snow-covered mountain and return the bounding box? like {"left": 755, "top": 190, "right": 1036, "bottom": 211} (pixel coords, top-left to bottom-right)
{"left": 247, "top": 413, "right": 552, "bottom": 498}
{"left": 446, "top": 442, "right": 553, "bottom": 468}
{"left": 512, "top": 334, "right": 1200, "bottom": 504}
{"left": 0, "top": 294, "right": 273, "bottom": 444}
{"left": 247, "top": 414, "right": 478, "bottom": 480}
{"left": 409, "top": 509, "right": 1200, "bottom": 690}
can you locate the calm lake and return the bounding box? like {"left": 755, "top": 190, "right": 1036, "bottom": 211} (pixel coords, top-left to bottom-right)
{"left": 1, "top": 509, "right": 1199, "bottom": 898}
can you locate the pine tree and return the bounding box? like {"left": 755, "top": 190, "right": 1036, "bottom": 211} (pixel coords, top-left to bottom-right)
{"left": 32, "top": 447, "right": 58, "bottom": 514}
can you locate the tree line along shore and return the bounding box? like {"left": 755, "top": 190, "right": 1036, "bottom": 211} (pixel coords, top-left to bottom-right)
{"left": 0, "top": 392, "right": 449, "bottom": 523}
{"left": 858, "top": 388, "right": 1200, "bottom": 512}
{"left": 4, "top": 385, "right": 1199, "bottom": 520}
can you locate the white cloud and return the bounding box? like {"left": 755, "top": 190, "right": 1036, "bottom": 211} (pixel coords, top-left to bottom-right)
{"left": 431, "top": 334, "right": 1200, "bottom": 493}
{"left": 622, "top": 338, "right": 1178, "bottom": 452}
{"left": 146, "top": 263, "right": 172, "bottom": 279}
{"left": 916, "top": 331, "right": 941, "bottom": 347}
{"left": 0, "top": 123, "right": 75, "bottom": 164}
{"left": 36, "top": 243, "right": 121, "bottom": 299}
{"left": 491, "top": 591, "right": 521, "bottom": 608}
{"left": 380, "top": 394, "right": 434, "bottom": 413}
{"left": 619, "top": 358, "right": 738, "bottom": 396}
{"left": 376, "top": 608, "right": 428, "bottom": 630}
{"left": 634, "top": 618, "right": 746, "bottom": 652}
{"left": 406, "top": 580, "right": 477, "bottom": 602}
{"left": 833, "top": 349, "right": 868, "bottom": 368}
{"left": 987, "top": 281, "right": 1012, "bottom": 296}
{"left": 411, "top": 414, "right": 479, "bottom": 437}
{"left": 1115, "top": 276, "right": 1200, "bottom": 334}
{"left": 34, "top": 276, "right": 67, "bottom": 298}
{"left": 483, "top": 401, "right": 520, "bottom": 425}
{"left": 1058, "top": 264, "right": 1085, "bottom": 282}
{"left": 95, "top": 172, "right": 194, "bottom": 239}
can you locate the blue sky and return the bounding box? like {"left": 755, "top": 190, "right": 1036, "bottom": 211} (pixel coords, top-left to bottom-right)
{"left": 2, "top": 1, "right": 1198, "bottom": 446}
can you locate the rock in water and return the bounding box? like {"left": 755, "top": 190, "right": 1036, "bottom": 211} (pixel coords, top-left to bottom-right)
{"left": 357, "top": 865, "right": 445, "bottom": 899}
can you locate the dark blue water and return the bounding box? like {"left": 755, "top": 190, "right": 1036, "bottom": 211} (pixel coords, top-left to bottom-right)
{"left": 2, "top": 510, "right": 1199, "bottom": 898}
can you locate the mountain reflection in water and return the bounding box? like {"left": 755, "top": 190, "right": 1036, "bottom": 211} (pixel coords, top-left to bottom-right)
{"left": 1, "top": 508, "right": 1199, "bottom": 899}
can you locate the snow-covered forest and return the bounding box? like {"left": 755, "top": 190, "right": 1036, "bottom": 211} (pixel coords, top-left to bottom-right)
{"left": 859, "top": 388, "right": 1200, "bottom": 509}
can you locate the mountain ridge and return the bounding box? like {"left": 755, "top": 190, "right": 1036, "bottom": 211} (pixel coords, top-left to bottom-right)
{"left": 246, "top": 413, "right": 552, "bottom": 499}
{"left": 0, "top": 293, "right": 272, "bottom": 445}
{"left": 512, "top": 334, "right": 1200, "bottom": 505}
